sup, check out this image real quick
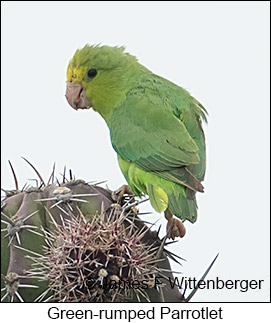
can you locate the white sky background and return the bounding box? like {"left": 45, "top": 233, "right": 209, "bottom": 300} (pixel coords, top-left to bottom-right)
{"left": 1, "top": 1, "right": 270, "bottom": 302}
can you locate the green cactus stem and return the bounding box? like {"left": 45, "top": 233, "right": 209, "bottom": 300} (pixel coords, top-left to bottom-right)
{"left": 1, "top": 163, "right": 184, "bottom": 302}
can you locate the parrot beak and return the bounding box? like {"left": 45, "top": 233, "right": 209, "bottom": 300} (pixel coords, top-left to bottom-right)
{"left": 65, "top": 82, "right": 92, "bottom": 110}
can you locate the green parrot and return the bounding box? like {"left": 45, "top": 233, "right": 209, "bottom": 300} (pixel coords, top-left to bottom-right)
{"left": 66, "top": 45, "right": 207, "bottom": 239}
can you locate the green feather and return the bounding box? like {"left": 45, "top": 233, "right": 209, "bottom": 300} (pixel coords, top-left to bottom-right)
{"left": 68, "top": 45, "right": 207, "bottom": 223}
{"left": 145, "top": 183, "right": 168, "bottom": 213}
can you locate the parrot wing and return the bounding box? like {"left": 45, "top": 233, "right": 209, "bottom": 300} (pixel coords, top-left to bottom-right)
{"left": 110, "top": 90, "right": 204, "bottom": 193}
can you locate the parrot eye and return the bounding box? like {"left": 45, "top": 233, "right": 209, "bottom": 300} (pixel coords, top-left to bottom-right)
{"left": 86, "top": 68, "right": 98, "bottom": 80}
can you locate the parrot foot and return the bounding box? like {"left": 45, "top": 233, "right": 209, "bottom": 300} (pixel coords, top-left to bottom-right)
{"left": 111, "top": 185, "right": 135, "bottom": 203}
{"left": 165, "top": 210, "right": 186, "bottom": 239}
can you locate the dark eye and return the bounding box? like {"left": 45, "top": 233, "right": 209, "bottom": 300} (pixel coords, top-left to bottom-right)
{"left": 86, "top": 68, "right": 97, "bottom": 80}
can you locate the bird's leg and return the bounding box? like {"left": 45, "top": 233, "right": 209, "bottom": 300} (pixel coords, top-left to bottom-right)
{"left": 165, "top": 209, "right": 186, "bottom": 239}
{"left": 111, "top": 184, "right": 135, "bottom": 203}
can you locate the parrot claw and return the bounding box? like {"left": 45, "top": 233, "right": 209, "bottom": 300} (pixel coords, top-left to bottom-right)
{"left": 111, "top": 185, "right": 135, "bottom": 203}
{"left": 165, "top": 210, "right": 186, "bottom": 239}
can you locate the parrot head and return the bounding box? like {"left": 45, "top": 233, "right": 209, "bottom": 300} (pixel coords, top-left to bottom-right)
{"left": 66, "top": 44, "right": 145, "bottom": 121}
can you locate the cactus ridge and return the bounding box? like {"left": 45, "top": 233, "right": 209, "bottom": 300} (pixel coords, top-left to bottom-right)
{"left": 2, "top": 161, "right": 217, "bottom": 302}
{"left": 1, "top": 161, "right": 184, "bottom": 302}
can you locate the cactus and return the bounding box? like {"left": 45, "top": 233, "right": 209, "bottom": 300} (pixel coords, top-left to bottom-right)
{"left": 1, "top": 161, "right": 186, "bottom": 302}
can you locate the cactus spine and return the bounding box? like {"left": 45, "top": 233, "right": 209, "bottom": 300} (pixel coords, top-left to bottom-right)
{"left": 1, "top": 163, "right": 183, "bottom": 302}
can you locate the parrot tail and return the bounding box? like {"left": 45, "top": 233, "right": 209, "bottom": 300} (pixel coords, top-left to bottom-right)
{"left": 146, "top": 182, "right": 198, "bottom": 223}
{"left": 167, "top": 191, "right": 198, "bottom": 223}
